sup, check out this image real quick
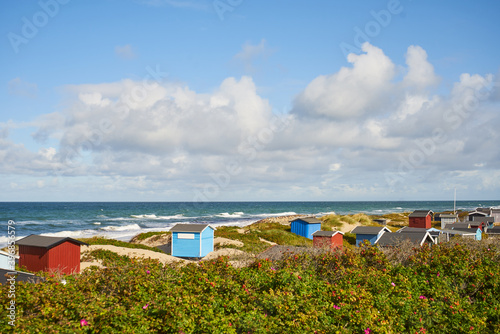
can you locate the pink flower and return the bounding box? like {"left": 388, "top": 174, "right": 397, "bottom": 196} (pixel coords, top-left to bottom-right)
{"left": 143, "top": 304, "right": 149, "bottom": 309}
{"left": 391, "top": 282, "right": 396, "bottom": 287}
{"left": 333, "top": 305, "right": 340, "bottom": 309}
{"left": 365, "top": 328, "right": 372, "bottom": 334}
{"left": 80, "top": 319, "right": 88, "bottom": 326}
{"left": 419, "top": 295, "right": 427, "bottom": 299}
{"left": 437, "top": 273, "right": 440, "bottom": 277}
{"left": 146, "top": 270, "right": 150, "bottom": 274}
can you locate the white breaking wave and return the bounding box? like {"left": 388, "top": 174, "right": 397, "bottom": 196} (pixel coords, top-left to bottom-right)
{"left": 130, "top": 214, "right": 186, "bottom": 220}
{"left": 101, "top": 224, "right": 142, "bottom": 231}
{"left": 217, "top": 212, "right": 244, "bottom": 218}
{"left": 253, "top": 211, "right": 297, "bottom": 217}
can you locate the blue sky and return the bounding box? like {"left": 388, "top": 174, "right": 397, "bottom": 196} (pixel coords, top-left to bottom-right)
{"left": 1, "top": 0, "right": 500, "bottom": 201}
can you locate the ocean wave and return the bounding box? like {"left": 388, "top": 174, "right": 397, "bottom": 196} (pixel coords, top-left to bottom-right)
{"left": 130, "top": 214, "right": 186, "bottom": 220}
{"left": 253, "top": 212, "right": 297, "bottom": 217}
{"left": 316, "top": 211, "right": 336, "bottom": 216}
{"left": 40, "top": 230, "right": 97, "bottom": 238}
{"left": 93, "top": 222, "right": 101, "bottom": 225}
{"left": 100, "top": 224, "right": 142, "bottom": 232}
{"left": 217, "top": 212, "right": 244, "bottom": 218}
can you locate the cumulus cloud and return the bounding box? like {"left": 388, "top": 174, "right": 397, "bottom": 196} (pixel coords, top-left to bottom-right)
{"left": 293, "top": 43, "right": 395, "bottom": 119}
{"left": 3, "top": 43, "right": 500, "bottom": 200}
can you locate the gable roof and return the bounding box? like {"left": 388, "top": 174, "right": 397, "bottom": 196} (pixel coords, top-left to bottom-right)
{"left": 468, "top": 210, "right": 488, "bottom": 217}
{"left": 437, "top": 214, "right": 458, "bottom": 219}
{"left": 291, "top": 217, "right": 322, "bottom": 224}
{"left": 16, "top": 235, "right": 88, "bottom": 249}
{"left": 452, "top": 228, "right": 481, "bottom": 233}
{"left": 169, "top": 223, "right": 214, "bottom": 233}
{"left": 440, "top": 229, "right": 477, "bottom": 236}
{"left": 351, "top": 226, "right": 391, "bottom": 235}
{"left": 376, "top": 231, "right": 434, "bottom": 247}
{"left": 444, "top": 223, "right": 472, "bottom": 229}
{"left": 312, "top": 230, "right": 344, "bottom": 237}
{"left": 472, "top": 216, "right": 494, "bottom": 223}
{"left": 409, "top": 210, "right": 434, "bottom": 218}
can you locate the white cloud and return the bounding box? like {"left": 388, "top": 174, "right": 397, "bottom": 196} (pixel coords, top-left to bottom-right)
{"left": 293, "top": 43, "right": 395, "bottom": 119}
{"left": 403, "top": 45, "right": 440, "bottom": 89}
{"left": 2, "top": 44, "right": 500, "bottom": 200}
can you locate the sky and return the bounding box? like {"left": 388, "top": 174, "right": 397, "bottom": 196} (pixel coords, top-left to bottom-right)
{"left": 1, "top": 0, "right": 500, "bottom": 202}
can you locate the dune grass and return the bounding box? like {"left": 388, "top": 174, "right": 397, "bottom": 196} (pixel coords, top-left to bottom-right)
{"left": 78, "top": 237, "right": 164, "bottom": 253}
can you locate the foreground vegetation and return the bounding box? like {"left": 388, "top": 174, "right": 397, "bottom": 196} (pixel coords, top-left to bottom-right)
{"left": 2, "top": 238, "right": 500, "bottom": 333}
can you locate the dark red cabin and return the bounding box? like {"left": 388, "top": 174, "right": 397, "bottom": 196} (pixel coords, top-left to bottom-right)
{"left": 17, "top": 235, "right": 88, "bottom": 274}
{"left": 312, "top": 230, "right": 344, "bottom": 251}
{"left": 408, "top": 210, "right": 434, "bottom": 229}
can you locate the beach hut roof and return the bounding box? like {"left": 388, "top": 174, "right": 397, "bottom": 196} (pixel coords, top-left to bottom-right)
{"left": 444, "top": 223, "right": 471, "bottom": 229}
{"left": 351, "top": 226, "right": 391, "bottom": 234}
{"left": 312, "top": 230, "right": 344, "bottom": 237}
{"left": 440, "top": 229, "right": 476, "bottom": 236}
{"left": 16, "top": 235, "right": 88, "bottom": 249}
{"left": 170, "top": 223, "right": 214, "bottom": 233}
{"left": 291, "top": 217, "right": 322, "bottom": 224}
{"left": 438, "top": 214, "right": 458, "bottom": 218}
{"left": 409, "top": 210, "right": 434, "bottom": 218}
{"left": 376, "top": 231, "right": 434, "bottom": 247}
{"left": 486, "top": 226, "right": 500, "bottom": 234}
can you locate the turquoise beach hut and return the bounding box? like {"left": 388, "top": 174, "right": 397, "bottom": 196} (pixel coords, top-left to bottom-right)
{"left": 290, "top": 217, "right": 322, "bottom": 240}
{"left": 170, "top": 224, "right": 215, "bottom": 258}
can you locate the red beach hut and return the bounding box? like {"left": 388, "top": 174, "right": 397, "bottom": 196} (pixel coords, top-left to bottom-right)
{"left": 408, "top": 210, "right": 434, "bottom": 229}
{"left": 312, "top": 230, "right": 344, "bottom": 251}
{"left": 17, "top": 235, "right": 88, "bottom": 274}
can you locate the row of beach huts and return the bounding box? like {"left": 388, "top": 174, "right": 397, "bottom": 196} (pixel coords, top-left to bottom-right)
{"left": 1, "top": 207, "right": 499, "bottom": 280}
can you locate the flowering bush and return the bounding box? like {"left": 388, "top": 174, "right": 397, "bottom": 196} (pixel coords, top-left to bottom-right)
{"left": 1, "top": 239, "right": 500, "bottom": 333}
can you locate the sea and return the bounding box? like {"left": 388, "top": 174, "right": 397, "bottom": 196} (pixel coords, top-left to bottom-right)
{"left": 1, "top": 201, "right": 499, "bottom": 247}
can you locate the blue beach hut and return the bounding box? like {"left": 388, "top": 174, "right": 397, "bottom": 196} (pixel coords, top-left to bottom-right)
{"left": 351, "top": 226, "right": 391, "bottom": 247}
{"left": 170, "top": 224, "right": 215, "bottom": 258}
{"left": 290, "top": 217, "right": 322, "bottom": 240}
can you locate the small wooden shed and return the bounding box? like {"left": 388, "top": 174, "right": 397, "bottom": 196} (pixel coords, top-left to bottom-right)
{"left": 351, "top": 226, "right": 391, "bottom": 247}
{"left": 16, "top": 235, "right": 88, "bottom": 274}
{"left": 409, "top": 210, "right": 434, "bottom": 229}
{"left": 290, "top": 217, "right": 322, "bottom": 240}
{"left": 170, "top": 224, "right": 215, "bottom": 258}
{"left": 312, "top": 230, "right": 344, "bottom": 251}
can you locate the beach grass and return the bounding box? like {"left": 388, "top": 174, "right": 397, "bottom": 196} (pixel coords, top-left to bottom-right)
{"left": 78, "top": 236, "right": 164, "bottom": 253}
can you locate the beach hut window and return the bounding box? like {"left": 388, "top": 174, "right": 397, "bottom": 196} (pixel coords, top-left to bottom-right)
{"left": 178, "top": 233, "right": 195, "bottom": 239}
